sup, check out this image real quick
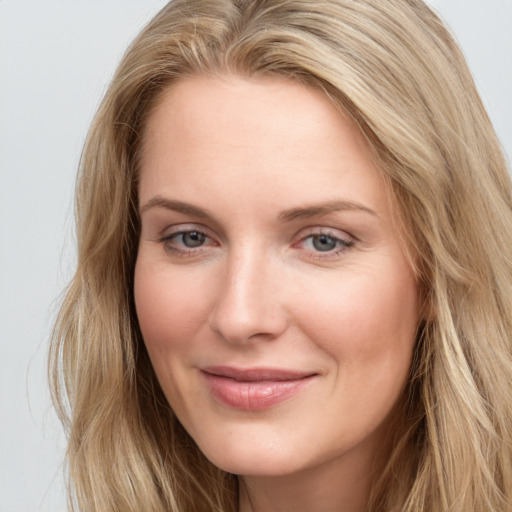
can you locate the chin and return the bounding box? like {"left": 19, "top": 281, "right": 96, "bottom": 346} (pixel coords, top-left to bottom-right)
{"left": 194, "top": 432, "right": 304, "bottom": 477}
{"left": 208, "top": 454, "right": 303, "bottom": 477}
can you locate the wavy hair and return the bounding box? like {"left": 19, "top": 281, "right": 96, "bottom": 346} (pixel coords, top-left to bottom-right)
{"left": 50, "top": 1, "right": 512, "bottom": 510}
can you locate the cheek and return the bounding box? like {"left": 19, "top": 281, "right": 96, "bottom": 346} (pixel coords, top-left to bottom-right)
{"left": 133, "top": 258, "right": 216, "bottom": 413}
{"left": 133, "top": 258, "right": 209, "bottom": 355}
{"left": 293, "top": 263, "right": 419, "bottom": 376}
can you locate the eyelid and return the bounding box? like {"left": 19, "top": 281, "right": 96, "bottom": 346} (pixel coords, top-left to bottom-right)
{"left": 292, "top": 226, "right": 355, "bottom": 258}
{"left": 157, "top": 222, "right": 216, "bottom": 240}
{"left": 295, "top": 225, "right": 354, "bottom": 243}
{"left": 154, "top": 223, "right": 355, "bottom": 260}
{"left": 155, "top": 223, "right": 219, "bottom": 258}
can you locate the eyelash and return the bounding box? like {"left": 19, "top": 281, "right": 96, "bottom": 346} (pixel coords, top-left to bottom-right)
{"left": 296, "top": 230, "right": 354, "bottom": 259}
{"left": 157, "top": 227, "right": 354, "bottom": 260}
{"left": 158, "top": 229, "right": 216, "bottom": 258}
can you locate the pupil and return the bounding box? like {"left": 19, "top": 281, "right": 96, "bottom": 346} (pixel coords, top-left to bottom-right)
{"left": 313, "top": 235, "right": 337, "bottom": 252}
{"left": 183, "top": 231, "right": 205, "bottom": 247}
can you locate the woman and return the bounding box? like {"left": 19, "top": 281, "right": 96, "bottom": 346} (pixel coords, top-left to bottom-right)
{"left": 50, "top": 0, "right": 512, "bottom": 511}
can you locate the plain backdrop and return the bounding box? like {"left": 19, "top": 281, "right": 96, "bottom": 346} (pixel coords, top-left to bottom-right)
{"left": 1, "top": 1, "right": 511, "bottom": 511}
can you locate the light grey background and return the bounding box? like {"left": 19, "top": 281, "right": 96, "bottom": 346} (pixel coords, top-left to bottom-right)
{"left": 1, "top": 1, "right": 511, "bottom": 511}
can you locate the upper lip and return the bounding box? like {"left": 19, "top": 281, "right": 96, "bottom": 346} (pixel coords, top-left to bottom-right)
{"left": 201, "top": 366, "right": 317, "bottom": 382}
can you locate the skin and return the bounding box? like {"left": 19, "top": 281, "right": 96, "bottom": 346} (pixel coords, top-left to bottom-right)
{"left": 134, "top": 74, "right": 420, "bottom": 512}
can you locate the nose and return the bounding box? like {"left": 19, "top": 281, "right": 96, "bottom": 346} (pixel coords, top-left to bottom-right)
{"left": 208, "top": 246, "right": 288, "bottom": 344}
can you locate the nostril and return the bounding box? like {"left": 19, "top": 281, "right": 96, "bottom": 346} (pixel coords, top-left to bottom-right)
{"left": 208, "top": 299, "right": 287, "bottom": 344}
{"left": 207, "top": 253, "right": 288, "bottom": 343}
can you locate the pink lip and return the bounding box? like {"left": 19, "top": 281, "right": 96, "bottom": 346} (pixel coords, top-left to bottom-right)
{"left": 201, "top": 366, "right": 316, "bottom": 411}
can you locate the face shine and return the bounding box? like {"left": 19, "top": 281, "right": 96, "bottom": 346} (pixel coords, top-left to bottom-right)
{"left": 134, "top": 75, "right": 420, "bottom": 493}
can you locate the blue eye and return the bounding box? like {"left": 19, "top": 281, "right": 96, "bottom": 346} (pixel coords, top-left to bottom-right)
{"left": 300, "top": 232, "right": 353, "bottom": 256}
{"left": 158, "top": 228, "right": 213, "bottom": 257}
{"left": 176, "top": 231, "right": 206, "bottom": 248}
{"left": 310, "top": 234, "right": 339, "bottom": 252}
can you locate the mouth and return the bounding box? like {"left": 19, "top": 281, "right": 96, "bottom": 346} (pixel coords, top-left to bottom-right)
{"left": 200, "top": 366, "right": 317, "bottom": 411}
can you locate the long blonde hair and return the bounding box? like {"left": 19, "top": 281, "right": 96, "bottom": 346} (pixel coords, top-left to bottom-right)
{"left": 50, "top": 1, "right": 512, "bottom": 510}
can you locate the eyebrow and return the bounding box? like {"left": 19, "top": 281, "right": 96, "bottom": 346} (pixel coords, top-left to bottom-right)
{"left": 140, "top": 196, "right": 213, "bottom": 218}
{"left": 140, "top": 195, "right": 377, "bottom": 221}
{"left": 278, "top": 200, "right": 377, "bottom": 222}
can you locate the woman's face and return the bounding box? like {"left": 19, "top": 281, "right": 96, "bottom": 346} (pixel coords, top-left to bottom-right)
{"left": 134, "top": 75, "right": 420, "bottom": 478}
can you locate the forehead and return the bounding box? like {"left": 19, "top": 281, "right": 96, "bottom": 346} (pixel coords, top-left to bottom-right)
{"left": 140, "top": 75, "right": 385, "bottom": 201}
{"left": 141, "top": 74, "right": 356, "bottom": 160}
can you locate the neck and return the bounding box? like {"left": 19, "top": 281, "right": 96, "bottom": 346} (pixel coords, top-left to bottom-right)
{"left": 239, "top": 467, "right": 370, "bottom": 512}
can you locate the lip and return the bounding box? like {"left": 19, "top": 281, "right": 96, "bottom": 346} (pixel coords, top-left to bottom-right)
{"left": 201, "top": 366, "right": 317, "bottom": 411}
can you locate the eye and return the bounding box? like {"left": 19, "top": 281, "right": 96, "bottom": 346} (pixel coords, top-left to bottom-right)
{"left": 158, "top": 227, "right": 216, "bottom": 257}
{"left": 175, "top": 230, "right": 207, "bottom": 248}
{"left": 307, "top": 234, "right": 341, "bottom": 252}
{"left": 297, "top": 230, "right": 354, "bottom": 258}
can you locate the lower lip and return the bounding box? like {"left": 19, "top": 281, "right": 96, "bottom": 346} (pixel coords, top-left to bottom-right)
{"left": 201, "top": 372, "right": 314, "bottom": 411}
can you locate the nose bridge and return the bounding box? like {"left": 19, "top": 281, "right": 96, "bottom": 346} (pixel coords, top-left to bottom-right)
{"left": 209, "top": 241, "right": 286, "bottom": 343}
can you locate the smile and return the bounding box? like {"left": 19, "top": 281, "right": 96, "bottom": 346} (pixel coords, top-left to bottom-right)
{"left": 200, "top": 366, "right": 317, "bottom": 411}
